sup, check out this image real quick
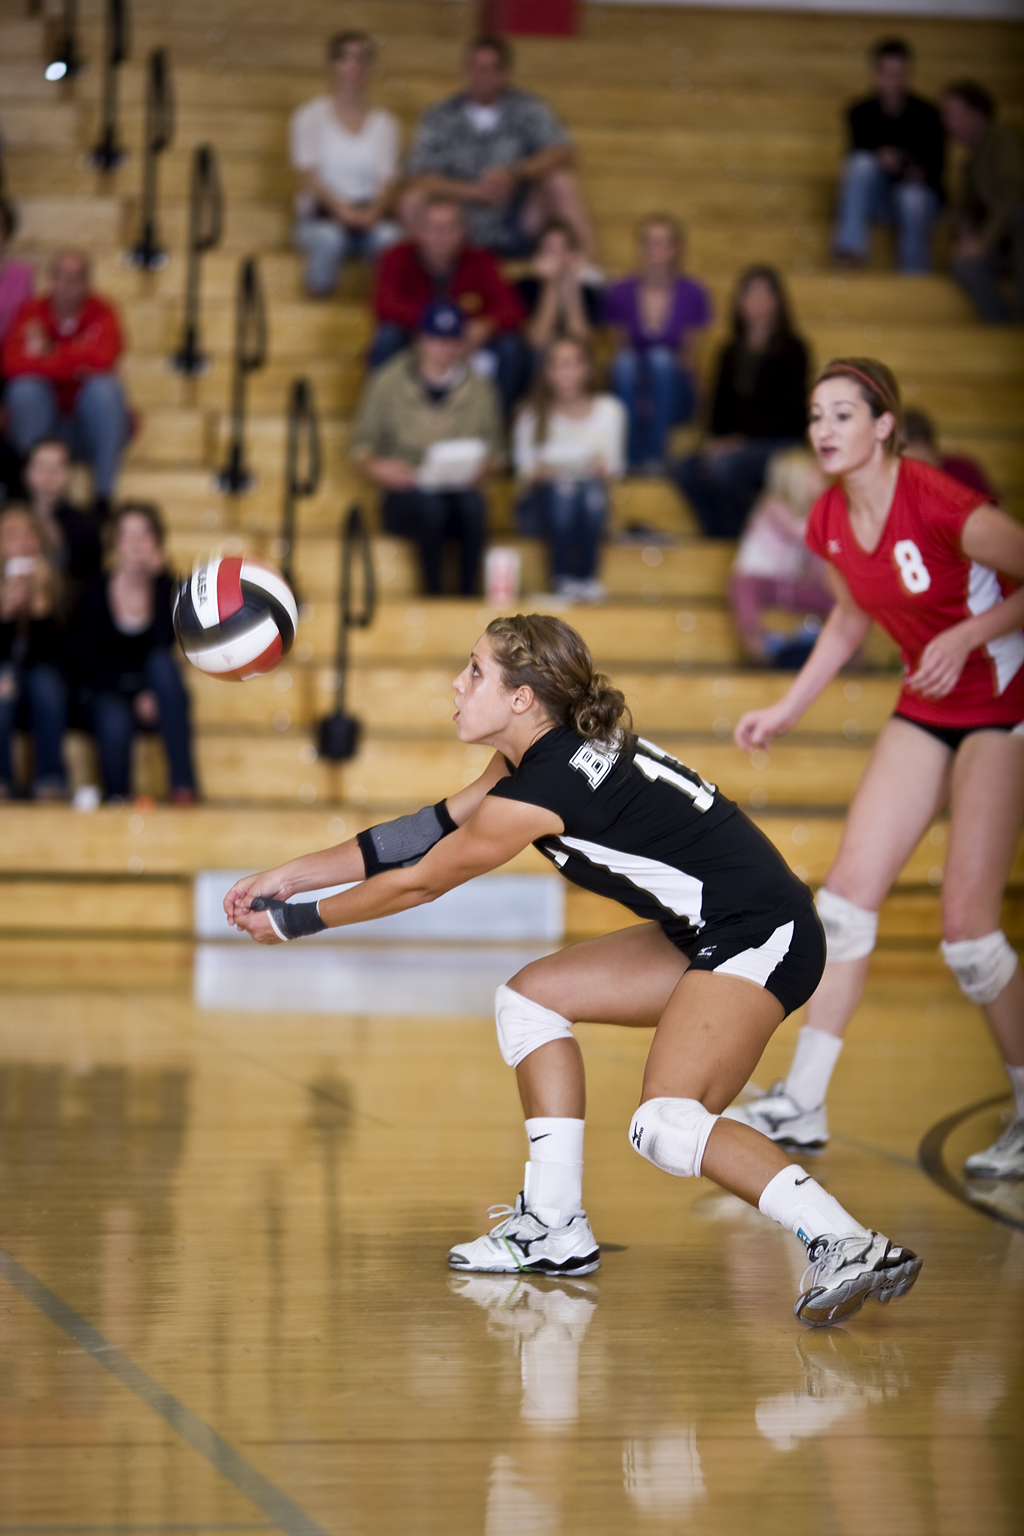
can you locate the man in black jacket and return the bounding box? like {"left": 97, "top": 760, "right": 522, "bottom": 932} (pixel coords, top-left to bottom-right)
{"left": 832, "top": 38, "right": 944, "bottom": 273}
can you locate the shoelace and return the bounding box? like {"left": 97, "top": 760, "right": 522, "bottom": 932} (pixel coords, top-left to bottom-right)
{"left": 988, "top": 1117, "right": 1024, "bottom": 1153}
{"left": 486, "top": 1203, "right": 519, "bottom": 1234}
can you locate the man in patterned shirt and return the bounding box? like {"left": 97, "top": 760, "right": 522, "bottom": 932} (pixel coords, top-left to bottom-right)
{"left": 402, "top": 34, "right": 596, "bottom": 262}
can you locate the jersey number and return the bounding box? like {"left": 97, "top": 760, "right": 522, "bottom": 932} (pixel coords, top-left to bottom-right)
{"left": 635, "top": 742, "right": 715, "bottom": 813}
{"left": 893, "top": 539, "right": 931, "bottom": 595}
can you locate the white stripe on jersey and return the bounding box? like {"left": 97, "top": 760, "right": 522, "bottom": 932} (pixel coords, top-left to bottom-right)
{"left": 968, "top": 561, "right": 1024, "bottom": 695}
{"left": 713, "top": 921, "right": 794, "bottom": 987}
{"left": 557, "top": 834, "right": 705, "bottom": 928}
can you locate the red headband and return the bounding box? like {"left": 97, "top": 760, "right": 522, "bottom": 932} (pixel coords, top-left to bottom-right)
{"left": 820, "top": 364, "right": 888, "bottom": 401}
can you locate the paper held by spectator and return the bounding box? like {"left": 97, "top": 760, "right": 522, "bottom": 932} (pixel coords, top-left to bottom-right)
{"left": 537, "top": 439, "right": 599, "bottom": 479}
{"left": 417, "top": 438, "right": 489, "bottom": 489}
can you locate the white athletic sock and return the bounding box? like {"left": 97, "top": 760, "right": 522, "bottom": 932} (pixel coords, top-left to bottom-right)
{"left": 523, "top": 1117, "right": 585, "bottom": 1229}
{"left": 758, "top": 1165, "right": 869, "bottom": 1248}
{"left": 784, "top": 1026, "right": 844, "bottom": 1111}
{"left": 1007, "top": 1063, "right": 1024, "bottom": 1121}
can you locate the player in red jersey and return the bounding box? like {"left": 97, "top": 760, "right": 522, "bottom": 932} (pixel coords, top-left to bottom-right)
{"left": 731, "top": 357, "right": 1024, "bottom": 1178}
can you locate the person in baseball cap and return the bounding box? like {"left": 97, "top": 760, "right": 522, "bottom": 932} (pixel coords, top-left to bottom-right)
{"left": 417, "top": 298, "right": 466, "bottom": 338}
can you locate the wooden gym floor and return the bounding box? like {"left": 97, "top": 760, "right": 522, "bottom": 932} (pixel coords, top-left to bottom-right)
{"left": 1, "top": 940, "right": 1021, "bottom": 1534}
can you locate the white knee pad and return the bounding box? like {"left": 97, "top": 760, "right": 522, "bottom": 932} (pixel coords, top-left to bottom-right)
{"left": 815, "top": 887, "right": 878, "bottom": 962}
{"left": 494, "top": 984, "right": 574, "bottom": 1069}
{"left": 941, "top": 931, "right": 1019, "bottom": 1005}
{"left": 628, "top": 1097, "right": 719, "bottom": 1179}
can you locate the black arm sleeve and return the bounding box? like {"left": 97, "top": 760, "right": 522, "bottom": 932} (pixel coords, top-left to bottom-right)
{"left": 356, "top": 800, "right": 458, "bottom": 878}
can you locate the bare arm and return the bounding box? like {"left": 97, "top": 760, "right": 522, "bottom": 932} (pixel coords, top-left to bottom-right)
{"left": 233, "top": 784, "right": 560, "bottom": 944}
{"left": 223, "top": 752, "right": 510, "bottom": 926}
{"left": 733, "top": 567, "right": 871, "bottom": 751}
{"left": 908, "top": 505, "right": 1024, "bottom": 699}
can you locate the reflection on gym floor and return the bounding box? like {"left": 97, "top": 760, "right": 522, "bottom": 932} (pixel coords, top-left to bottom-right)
{"left": 0, "top": 949, "right": 1021, "bottom": 1534}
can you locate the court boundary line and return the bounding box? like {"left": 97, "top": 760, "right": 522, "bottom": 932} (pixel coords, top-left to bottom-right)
{"left": 0, "top": 1247, "right": 332, "bottom": 1536}
{"left": 917, "top": 1094, "right": 1023, "bottom": 1233}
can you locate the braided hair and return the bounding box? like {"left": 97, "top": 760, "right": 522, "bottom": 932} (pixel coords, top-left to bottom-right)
{"left": 485, "top": 613, "right": 632, "bottom": 746}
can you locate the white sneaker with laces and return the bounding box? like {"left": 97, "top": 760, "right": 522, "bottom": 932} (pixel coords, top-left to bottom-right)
{"left": 447, "top": 1194, "right": 601, "bottom": 1277}
{"left": 963, "top": 1115, "right": 1024, "bottom": 1179}
{"left": 721, "top": 1080, "right": 829, "bottom": 1149}
{"left": 795, "top": 1231, "right": 923, "bottom": 1327}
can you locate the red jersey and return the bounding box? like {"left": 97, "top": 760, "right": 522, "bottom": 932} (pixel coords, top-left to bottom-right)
{"left": 372, "top": 242, "right": 525, "bottom": 335}
{"left": 2, "top": 293, "right": 124, "bottom": 413}
{"left": 806, "top": 456, "right": 1024, "bottom": 727}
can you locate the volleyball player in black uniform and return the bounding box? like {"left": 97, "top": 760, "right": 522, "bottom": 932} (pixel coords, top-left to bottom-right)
{"left": 226, "top": 615, "right": 922, "bottom": 1326}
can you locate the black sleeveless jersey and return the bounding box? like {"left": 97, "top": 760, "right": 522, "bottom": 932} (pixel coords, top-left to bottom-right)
{"left": 489, "top": 727, "right": 811, "bottom": 950}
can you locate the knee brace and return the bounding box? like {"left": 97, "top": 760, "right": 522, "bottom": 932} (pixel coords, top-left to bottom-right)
{"left": 815, "top": 887, "right": 878, "bottom": 962}
{"left": 941, "top": 931, "right": 1019, "bottom": 1005}
{"left": 628, "top": 1097, "right": 719, "bottom": 1179}
{"left": 494, "top": 985, "right": 574, "bottom": 1069}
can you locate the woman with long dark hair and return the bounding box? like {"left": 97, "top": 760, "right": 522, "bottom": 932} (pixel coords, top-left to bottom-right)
{"left": 673, "top": 265, "right": 809, "bottom": 538}
{"left": 226, "top": 612, "right": 922, "bottom": 1326}
{"left": 730, "top": 358, "right": 1024, "bottom": 1180}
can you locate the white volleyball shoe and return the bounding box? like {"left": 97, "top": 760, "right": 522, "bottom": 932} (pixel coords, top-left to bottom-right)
{"left": 794, "top": 1231, "right": 923, "bottom": 1327}
{"left": 722, "top": 1080, "right": 829, "bottom": 1150}
{"left": 447, "top": 1193, "right": 601, "bottom": 1277}
{"left": 963, "top": 1116, "right": 1024, "bottom": 1180}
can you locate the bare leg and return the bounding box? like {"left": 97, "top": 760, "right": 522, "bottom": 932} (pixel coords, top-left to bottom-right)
{"left": 641, "top": 969, "right": 794, "bottom": 1204}
{"left": 507, "top": 923, "right": 688, "bottom": 1119}
{"left": 804, "top": 718, "right": 952, "bottom": 1039}
{"left": 942, "top": 730, "right": 1024, "bottom": 1066}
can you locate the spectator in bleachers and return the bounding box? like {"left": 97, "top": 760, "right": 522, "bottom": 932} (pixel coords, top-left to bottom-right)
{"left": 351, "top": 300, "right": 502, "bottom": 597}
{"left": 942, "top": 80, "right": 1024, "bottom": 325}
{"left": 672, "top": 266, "right": 809, "bottom": 539}
{"left": 729, "top": 448, "right": 832, "bottom": 668}
{"left": 903, "top": 407, "right": 998, "bottom": 500}
{"left": 603, "top": 215, "right": 710, "bottom": 472}
{"left": 370, "top": 195, "right": 529, "bottom": 417}
{"left": 516, "top": 220, "right": 600, "bottom": 355}
{"left": 832, "top": 38, "right": 943, "bottom": 273}
{"left": 403, "top": 34, "right": 596, "bottom": 262}
{"left": 290, "top": 31, "right": 401, "bottom": 297}
{"left": 76, "top": 503, "right": 197, "bottom": 805}
{"left": 24, "top": 438, "right": 103, "bottom": 593}
{"left": 513, "top": 337, "right": 625, "bottom": 601}
{"left": 0, "top": 505, "right": 68, "bottom": 799}
{"left": 0, "top": 200, "right": 33, "bottom": 350}
{"left": 2, "top": 250, "right": 129, "bottom": 514}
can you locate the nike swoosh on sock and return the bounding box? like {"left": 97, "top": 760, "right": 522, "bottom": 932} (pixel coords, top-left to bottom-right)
{"left": 528, "top": 1133, "right": 552, "bottom": 1142}
{"left": 794, "top": 1175, "right": 811, "bottom": 1185}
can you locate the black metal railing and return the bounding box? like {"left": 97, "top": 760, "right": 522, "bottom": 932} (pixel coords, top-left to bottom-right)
{"left": 89, "top": 0, "right": 129, "bottom": 171}
{"left": 43, "top": 0, "right": 82, "bottom": 82}
{"left": 128, "top": 47, "right": 174, "bottom": 268}
{"left": 171, "top": 143, "right": 224, "bottom": 375}
{"left": 278, "top": 378, "right": 322, "bottom": 598}
{"left": 317, "top": 505, "right": 376, "bottom": 762}
{"left": 215, "top": 255, "right": 268, "bottom": 494}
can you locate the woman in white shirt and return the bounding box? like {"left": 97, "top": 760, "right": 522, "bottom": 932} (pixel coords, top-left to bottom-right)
{"left": 290, "top": 32, "right": 401, "bottom": 296}
{"left": 514, "top": 337, "right": 626, "bottom": 601}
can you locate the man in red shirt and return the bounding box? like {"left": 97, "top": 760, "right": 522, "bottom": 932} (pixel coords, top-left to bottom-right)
{"left": 369, "top": 196, "right": 529, "bottom": 417}
{"left": 3, "top": 249, "right": 129, "bottom": 508}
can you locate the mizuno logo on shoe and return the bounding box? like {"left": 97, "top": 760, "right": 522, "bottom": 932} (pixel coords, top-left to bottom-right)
{"left": 631, "top": 1124, "right": 643, "bottom": 1148}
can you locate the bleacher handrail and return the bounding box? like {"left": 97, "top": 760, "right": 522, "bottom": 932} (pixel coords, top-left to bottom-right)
{"left": 316, "top": 504, "right": 376, "bottom": 763}
{"left": 279, "top": 377, "right": 322, "bottom": 598}
{"left": 88, "top": 0, "right": 130, "bottom": 172}
{"left": 127, "top": 47, "right": 174, "bottom": 269}
{"left": 171, "top": 143, "right": 224, "bottom": 376}
{"left": 215, "top": 255, "right": 268, "bottom": 495}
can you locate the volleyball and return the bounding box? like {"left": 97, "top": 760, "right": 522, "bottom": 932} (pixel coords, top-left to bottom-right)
{"left": 173, "top": 554, "right": 298, "bottom": 681}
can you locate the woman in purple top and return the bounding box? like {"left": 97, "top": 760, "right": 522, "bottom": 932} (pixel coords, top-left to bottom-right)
{"left": 602, "top": 215, "right": 711, "bottom": 471}
{"left": 0, "top": 201, "right": 33, "bottom": 353}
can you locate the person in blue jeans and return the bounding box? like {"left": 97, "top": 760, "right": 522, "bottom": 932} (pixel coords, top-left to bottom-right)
{"left": 602, "top": 216, "right": 710, "bottom": 472}
{"left": 832, "top": 38, "right": 944, "bottom": 273}
{"left": 0, "top": 505, "right": 68, "bottom": 798}
{"left": 76, "top": 503, "right": 197, "bottom": 803}
{"left": 513, "top": 337, "right": 626, "bottom": 601}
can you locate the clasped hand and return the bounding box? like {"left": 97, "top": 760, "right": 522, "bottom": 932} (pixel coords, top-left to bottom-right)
{"left": 223, "top": 870, "right": 288, "bottom": 944}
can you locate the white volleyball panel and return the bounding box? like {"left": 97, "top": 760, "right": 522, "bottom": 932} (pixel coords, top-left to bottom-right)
{"left": 241, "top": 559, "right": 298, "bottom": 627}
{"left": 183, "top": 613, "right": 280, "bottom": 674}
{"left": 196, "top": 870, "right": 566, "bottom": 942}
